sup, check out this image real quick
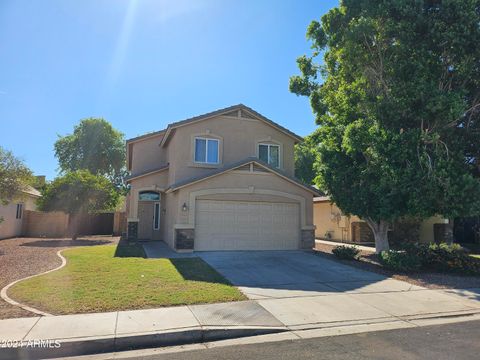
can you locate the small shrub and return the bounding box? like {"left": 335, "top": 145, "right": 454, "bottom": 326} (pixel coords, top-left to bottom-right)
{"left": 379, "top": 250, "right": 422, "bottom": 272}
{"left": 420, "top": 243, "right": 480, "bottom": 275}
{"left": 332, "top": 245, "right": 360, "bottom": 260}
{"left": 396, "top": 242, "right": 480, "bottom": 275}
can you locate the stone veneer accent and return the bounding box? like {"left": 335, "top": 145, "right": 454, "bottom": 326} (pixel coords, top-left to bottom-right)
{"left": 127, "top": 221, "right": 138, "bottom": 241}
{"left": 176, "top": 228, "right": 194, "bottom": 250}
{"left": 301, "top": 229, "right": 315, "bottom": 249}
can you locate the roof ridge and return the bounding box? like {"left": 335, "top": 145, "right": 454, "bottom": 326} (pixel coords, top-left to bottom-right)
{"left": 158, "top": 104, "right": 303, "bottom": 147}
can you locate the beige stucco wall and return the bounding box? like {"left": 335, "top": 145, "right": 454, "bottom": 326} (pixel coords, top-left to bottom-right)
{"left": 129, "top": 169, "right": 315, "bottom": 247}
{"left": 164, "top": 191, "right": 179, "bottom": 248}
{"left": 0, "top": 202, "right": 23, "bottom": 239}
{"left": 419, "top": 215, "right": 448, "bottom": 243}
{"left": 22, "top": 210, "right": 69, "bottom": 238}
{"left": 313, "top": 201, "right": 361, "bottom": 241}
{"left": 165, "top": 114, "right": 296, "bottom": 184}
{"left": 128, "top": 114, "right": 296, "bottom": 183}
{"left": 0, "top": 194, "right": 38, "bottom": 240}
{"left": 127, "top": 171, "right": 169, "bottom": 220}
{"left": 168, "top": 171, "right": 314, "bottom": 245}
{"left": 314, "top": 200, "right": 448, "bottom": 243}
{"left": 129, "top": 133, "right": 166, "bottom": 174}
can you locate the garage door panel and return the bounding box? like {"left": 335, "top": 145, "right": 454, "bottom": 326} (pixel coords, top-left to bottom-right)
{"left": 195, "top": 200, "right": 300, "bottom": 251}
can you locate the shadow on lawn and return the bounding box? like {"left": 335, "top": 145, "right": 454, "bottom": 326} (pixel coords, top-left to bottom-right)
{"left": 170, "top": 257, "right": 234, "bottom": 285}
{"left": 20, "top": 239, "right": 112, "bottom": 248}
{"left": 114, "top": 241, "right": 146, "bottom": 258}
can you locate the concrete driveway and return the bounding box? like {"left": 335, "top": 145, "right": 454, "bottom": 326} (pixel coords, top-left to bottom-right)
{"left": 198, "top": 251, "right": 419, "bottom": 299}
{"left": 199, "top": 251, "right": 480, "bottom": 329}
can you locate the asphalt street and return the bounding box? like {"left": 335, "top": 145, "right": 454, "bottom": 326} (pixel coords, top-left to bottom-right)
{"left": 132, "top": 320, "right": 480, "bottom": 360}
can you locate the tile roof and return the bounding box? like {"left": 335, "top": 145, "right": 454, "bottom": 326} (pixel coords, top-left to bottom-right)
{"left": 126, "top": 104, "right": 304, "bottom": 146}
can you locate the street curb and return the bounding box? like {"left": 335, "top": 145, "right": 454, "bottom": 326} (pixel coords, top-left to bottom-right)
{"left": 0, "top": 250, "right": 68, "bottom": 317}
{"left": 0, "top": 326, "right": 287, "bottom": 360}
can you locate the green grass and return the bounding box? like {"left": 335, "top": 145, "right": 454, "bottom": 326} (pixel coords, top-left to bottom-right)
{"left": 114, "top": 242, "right": 146, "bottom": 258}
{"left": 9, "top": 245, "right": 246, "bottom": 315}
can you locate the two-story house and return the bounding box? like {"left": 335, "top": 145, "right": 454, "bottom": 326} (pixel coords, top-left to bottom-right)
{"left": 125, "top": 104, "right": 320, "bottom": 251}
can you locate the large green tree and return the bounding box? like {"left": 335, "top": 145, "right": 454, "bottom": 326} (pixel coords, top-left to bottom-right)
{"left": 0, "top": 146, "right": 33, "bottom": 204}
{"left": 290, "top": 0, "right": 480, "bottom": 252}
{"left": 38, "top": 170, "right": 119, "bottom": 239}
{"left": 294, "top": 135, "right": 317, "bottom": 185}
{"left": 54, "top": 118, "right": 126, "bottom": 188}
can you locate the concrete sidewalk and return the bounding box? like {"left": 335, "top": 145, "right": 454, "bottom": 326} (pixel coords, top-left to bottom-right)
{"left": 0, "top": 300, "right": 284, "bottom": 360}
{"left": 1, "top": 287, "right": 480, "bottom": 359}
{"left": 315, "top": 239, "right": 376, "bottom": 252}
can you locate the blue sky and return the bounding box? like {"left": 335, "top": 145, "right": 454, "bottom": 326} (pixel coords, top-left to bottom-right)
{"left": 1, "top": 0, "right": 337, "bottom": 180}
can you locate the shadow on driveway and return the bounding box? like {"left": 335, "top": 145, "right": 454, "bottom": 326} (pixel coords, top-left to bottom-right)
{"left": 196, "top": 250, "right": 391, "bottom": 297}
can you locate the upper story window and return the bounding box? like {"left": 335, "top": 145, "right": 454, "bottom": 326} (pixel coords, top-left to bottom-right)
{"left": 194, "top": 137, "right": 219, "bottom": 164}
{"left": 258, "top": 143, "right": 280, "bottom": 168}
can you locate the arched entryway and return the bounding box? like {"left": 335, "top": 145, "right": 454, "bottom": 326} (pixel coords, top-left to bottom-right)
{"left": 138, "top": 190, "right": 161, "bottom": 240}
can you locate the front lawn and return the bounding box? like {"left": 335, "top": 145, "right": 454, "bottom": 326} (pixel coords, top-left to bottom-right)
{"left": 8, "top": 244, "right": 246, "bottom": 315}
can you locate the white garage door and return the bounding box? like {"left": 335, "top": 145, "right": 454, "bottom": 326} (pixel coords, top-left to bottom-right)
{"left": 195, "top": 200, "right": 300, "bottom": 251}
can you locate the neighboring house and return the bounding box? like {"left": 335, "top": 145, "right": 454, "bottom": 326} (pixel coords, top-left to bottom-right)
{"left": 125, "top": 104, "right": 320, "bottom": 251}
{"left": 313, "top": 196, "right": 450, "bottom": 244}
{"left": 0, "top": 186, "right": 41, "bottom": 240}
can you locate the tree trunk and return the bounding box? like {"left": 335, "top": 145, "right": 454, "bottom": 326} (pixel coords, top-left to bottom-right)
{"left": 366, "top": 218, "right": 390, "bottom": 254}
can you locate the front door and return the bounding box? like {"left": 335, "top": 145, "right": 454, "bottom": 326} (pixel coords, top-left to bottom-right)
{"left": 138, "top": 201, "right": 154, "bottom": 239}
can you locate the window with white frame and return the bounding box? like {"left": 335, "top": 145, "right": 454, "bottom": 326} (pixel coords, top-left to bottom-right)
{"left": 194, "top": 137, "right": 219, "bottom": 164}
{"left": 258, "top": 144, "right": 280, "bottom": 168}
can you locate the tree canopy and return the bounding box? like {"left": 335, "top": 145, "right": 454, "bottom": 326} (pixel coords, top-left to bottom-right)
{"left": 290, "top": 0, "right": 480, "bottom": 252}
{"left": 0, "top": 146, "right": 33, "bottom": 204}
{"left": 54, "top": 118, "right": 126, "bottom": 188}
{"left": 38, "top": 170, "right": 119, "bottom": 215}
{"left": 294, "top": 136, "right": 317, "bottom": 185}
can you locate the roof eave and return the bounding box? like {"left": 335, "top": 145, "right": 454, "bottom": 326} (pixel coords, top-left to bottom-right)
{"left": 159, "top": 127, "right": 172, "bottom": 147}
{"left": 126, "top": 130, "right": 166, "bottom": 144}
{"left": 166, "top": 158, "right": 321, "bottom": 196}
{"left": 159, "top": 104, "right": 304, "bottom": 147}
{"left": 126, "top": 165, "right": 169, "bottom": 183}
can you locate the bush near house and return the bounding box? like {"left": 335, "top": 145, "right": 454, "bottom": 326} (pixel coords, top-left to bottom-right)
{"left": 379, "top": 250, "right": 422, "bottom": 272}
{"left": 380, "top": 243, "right": 480, "bottom": 275}
{"left": 409, "top": 243, "right": 480, "bottom": 275}
{"left": 332, "top": 245, "right": 360, "bottom": 260}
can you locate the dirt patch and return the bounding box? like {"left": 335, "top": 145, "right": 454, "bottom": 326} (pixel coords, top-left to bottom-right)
{"left": 314, "top": 242, "right": 480, "bottom": 289}
{"left": 0, "top": 236, "right": 119, "bottom": 319}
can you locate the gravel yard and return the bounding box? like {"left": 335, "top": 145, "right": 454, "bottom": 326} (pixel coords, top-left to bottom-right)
{"left": 315, "top": 241, "right": 480, "bottom": 289}
{"left": 0, "top": 236, "right": 119, "bottom": 319}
